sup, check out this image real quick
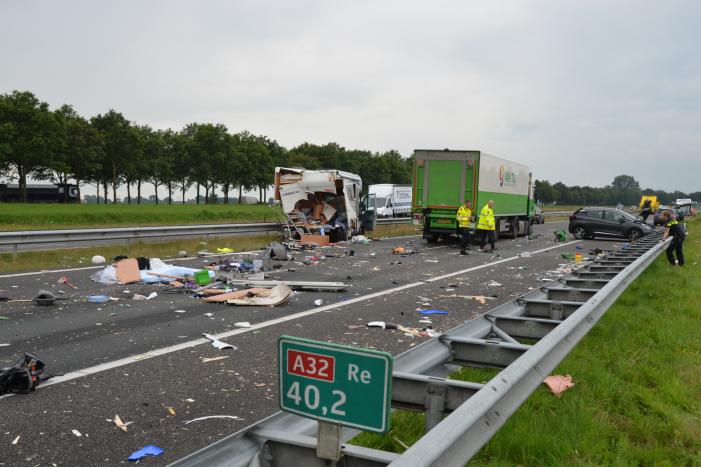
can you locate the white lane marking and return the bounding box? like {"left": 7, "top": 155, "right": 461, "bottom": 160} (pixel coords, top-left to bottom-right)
{"left": 28, "top": 239, "right": 580, "bottom": 392}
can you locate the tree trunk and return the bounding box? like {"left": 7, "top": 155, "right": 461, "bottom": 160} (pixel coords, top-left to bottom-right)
{"left": 181, "top": 181, "right": 186, "bottom": 204}
{"left": 154, "top": 183, "right": 159, "bottom": 204}
{"left": 96, "top": 182, "right": 100, "bottom": 204}
{"left": 204, "top": 185, "right": 210, "bottom": 204}
{"left": 137, "top": 180, "right": 142, "bottom": 204}
{"left": 196, "top": 182, "right": 200, "bottom": 204}
{"left": 18, "top": 168, "right": 27, "bottom": 203}
{"left": 223, "top": 184, "right": 229, "bottom": 204}
{"left": 111, "top": 165, "right": 117, "bottom": 204}
{"left": 63, "top": 171, "right": 69, "bottom": 203}
{"left": 168, "top": 182, "right": 172, "bottom": 205}
{"left": 127, "top": 183, "right": 132, "bottom": 204}
{"left": 103, "top": 182, "right": 108, "bottom": 204}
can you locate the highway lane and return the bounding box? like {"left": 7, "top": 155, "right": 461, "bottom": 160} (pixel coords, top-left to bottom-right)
{"left": 0, "top": 221, "right": 624, "bottom": 465}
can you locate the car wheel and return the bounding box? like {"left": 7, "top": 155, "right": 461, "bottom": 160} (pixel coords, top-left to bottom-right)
{"left": 627, "top": 229, "right": 642, "bottom": 242}
{"left": 573, "top": 226, "right": 587, "bottom": 239}
{"left": 426, "top": 234, "right": 439, "bottom": 243}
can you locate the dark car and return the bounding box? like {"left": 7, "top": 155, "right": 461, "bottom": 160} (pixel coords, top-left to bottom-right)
{"left": 568, "top": 207, "right": 653, "bottom": 241}
{"left": 653, "top": 206, "right": 684, "bottom": 226}
{"left": 532, "top": 206, "right": 545, "bottom": 224}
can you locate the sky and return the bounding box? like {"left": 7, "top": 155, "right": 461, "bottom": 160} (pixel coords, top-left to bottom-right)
{"left": 2, "top": 0, "right": 700, "bottom": 195}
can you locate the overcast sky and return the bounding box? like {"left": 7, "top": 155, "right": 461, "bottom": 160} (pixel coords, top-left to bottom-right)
{"left": 2, "top": 0, "right": 700, "bottom": 194}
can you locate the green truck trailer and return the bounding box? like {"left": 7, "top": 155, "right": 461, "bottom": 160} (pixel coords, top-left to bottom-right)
{"left": 412, "top": 149, "right": 535, "bottom": 242}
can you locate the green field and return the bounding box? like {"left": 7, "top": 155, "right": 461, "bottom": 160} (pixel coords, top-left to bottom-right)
{"left": 0, "top": 203, "right": 283, "bottom": 231}
{"left": 353, "top": 217, "right": 700, "bottom": 465}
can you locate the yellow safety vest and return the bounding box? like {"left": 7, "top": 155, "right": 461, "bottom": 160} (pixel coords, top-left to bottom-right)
{"left": 477, "top": 204, "right": 495, "bottom": 230}
{"left": 456, "top": 206, "right": 472, "bottom": 228}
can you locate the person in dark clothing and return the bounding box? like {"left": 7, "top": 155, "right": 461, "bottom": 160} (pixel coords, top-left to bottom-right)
{"left": 661, "top": 211, "right": 685, "bottom": 266}
{"left": 640, "top": 199, "right": 652, "bottom": 222}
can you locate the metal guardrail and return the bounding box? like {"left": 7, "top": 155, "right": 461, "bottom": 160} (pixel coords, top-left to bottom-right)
{"left": 169, "top": 232, "right": 666, "bottom": 467}
{"left": 0, "top": 218, "right": 412, "bottom": 252}
{"left": 0, "top": 223, "right": 281, "bottom": 253}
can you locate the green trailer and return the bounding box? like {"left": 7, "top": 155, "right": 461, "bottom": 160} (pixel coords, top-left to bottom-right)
{"left": 412, "top": 149, "right": 535, "bottom": 243}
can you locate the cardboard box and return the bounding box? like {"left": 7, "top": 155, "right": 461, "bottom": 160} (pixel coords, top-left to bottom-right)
{"left": 300, "top": 234, "right": 330, "bottom": 247}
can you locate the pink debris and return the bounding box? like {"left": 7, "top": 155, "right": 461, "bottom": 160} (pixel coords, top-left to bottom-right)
{"left": 543, "top": 374, "right": 574, "bottom": 396}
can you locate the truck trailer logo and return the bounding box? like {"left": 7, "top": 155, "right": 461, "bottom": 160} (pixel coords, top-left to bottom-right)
{"left": 498, "top": 165, "right": 516, "bottom": 187}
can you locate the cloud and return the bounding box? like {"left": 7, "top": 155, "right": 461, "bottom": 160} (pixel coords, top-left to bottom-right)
{"left": 1, "top": 0, "right": 699, "bottom": 192}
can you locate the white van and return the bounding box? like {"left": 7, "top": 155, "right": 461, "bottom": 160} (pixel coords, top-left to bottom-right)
{"left": 369, "top": 184, "right": 412, "bottom": 217}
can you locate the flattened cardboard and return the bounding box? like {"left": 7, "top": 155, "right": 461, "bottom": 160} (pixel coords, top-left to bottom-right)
{"left": 203, "top": 288, "right": 271, "bottom": 303}
{"left": 300, "top": 234, "right": 330, "bottom": 247}
{"left": 116, "top": 259, "right": 141, "bottom": 284}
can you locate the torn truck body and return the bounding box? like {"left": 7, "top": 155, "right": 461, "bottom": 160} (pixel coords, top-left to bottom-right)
{"left": 274, "top": 167, "right": 374, "bottom": 241}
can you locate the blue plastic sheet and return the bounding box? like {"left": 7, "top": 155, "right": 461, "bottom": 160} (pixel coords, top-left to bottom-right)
{"left": 418, "top": 309, "right": 450, "bottom": 315}
{"left": 128, "top": 444, "right": 164, "bottom": 461}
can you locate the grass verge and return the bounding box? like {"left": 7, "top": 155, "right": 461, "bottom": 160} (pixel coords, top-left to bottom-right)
{"left": 0, "top": 224, "right": 420, "bottom": 274}
{"left": 0, "top": 234, "right": 279, "bottom": 274}
{"left": 352, "top": 217, "right": 701, "bottom": 465}
{"left": 0, "top": 203, "right": 283, "bottom": 231}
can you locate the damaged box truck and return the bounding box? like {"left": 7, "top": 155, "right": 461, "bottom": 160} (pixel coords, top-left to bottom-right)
{"left": 274, "top": 167, "right": 377, "bottom": 243}
{"left": 412, "top": 150, "right": 535, "bottom": 243}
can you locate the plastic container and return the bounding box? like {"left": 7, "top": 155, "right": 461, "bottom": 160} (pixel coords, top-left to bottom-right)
{"left": 193, "top": 269, "right": 211, "bottom": 285}
{"left": 575, "top": 253, "right": 583, "bottom": 264}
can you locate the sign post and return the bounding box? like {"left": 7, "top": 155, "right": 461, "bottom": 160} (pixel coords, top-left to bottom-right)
{"left": 278, "top": 335, "right": 393, "bottom": 460}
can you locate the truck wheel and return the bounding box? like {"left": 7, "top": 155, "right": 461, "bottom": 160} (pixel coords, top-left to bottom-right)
{"left": 426, "top": 234, "right": 439, "bottom": 243}
{"left": 510, "top": 218, "right": 518, "bottom": 239}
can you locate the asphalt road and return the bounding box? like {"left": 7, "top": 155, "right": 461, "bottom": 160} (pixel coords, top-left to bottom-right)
{"left": 0, "top": 221, "right": 626, "bottom": 466}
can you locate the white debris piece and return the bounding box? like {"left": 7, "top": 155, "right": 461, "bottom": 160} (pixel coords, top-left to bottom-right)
{"left": 203, "top": 333, "right": 237, "bottom": 350}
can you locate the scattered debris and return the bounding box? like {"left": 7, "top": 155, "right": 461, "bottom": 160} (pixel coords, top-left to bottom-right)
{"left": 367, "top": 321, "right": 398, "bottom": 329}
{"left": 174, "top": 310, "right": 187, "bottom": 313}
{"left": 201, "top": 356, "right": 230, "bottom": 363}
{"left": 203, "top": 334, "right": 237, "bottom": 350}
{"left": 184, "top": 415, "right": 244, "bottom": 424}
{"left": 168, "top": 407, "right": 176, "bottom": 416}
{"left": 485, "top": 280, "right": 502, "bottom": 287}
{"left": 116, "top": 258, "right": 141, "bottom": 284}
{"left": 113, "top": 415, "right": 129, "bottom": 432}
{"left": 227, "top": 284, "right": 293, "bottom": 307}
{"left": 128, "top": 445, "right": 164, "bottom": 461}
{"left": 203, "top": 312, "right": 215, "bottom": 319}
{"left": 0, "top": 352, "right": 51, "bottom": 395}
{"left": 234, "top": 322, "right": 252, "bottom": 328}
{"left": 543, "top": 374, "right": 574, "bottom": 396}
{"left": 56, "top": 276, "right": 78, "bottom": 289}
{"left": 11, "top": 435, "right": 20, "bottom": 445}
{"left": 133, "top": 292, "right": 157, "bottom": 301}
{"left": 219, "top": 276, "right": 347, "bottom": 292}
{"left": 71, "top": 429, "right": 82, "bottom": 437}
{"left": 314, "top": 299, "right": 323, "bottom": 306}
{"left": 91, "top": 255, "right": 106, "bottom": 265}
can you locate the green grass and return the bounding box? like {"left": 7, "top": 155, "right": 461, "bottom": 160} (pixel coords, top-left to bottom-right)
{"left": 352, "top": 217, "right": 701, "bottom": 465}
{"left": 0, "top": 203, "right": 283, "bottom": 230}
{"left": 0, "top": 222, "right": 419, "bottom": 274}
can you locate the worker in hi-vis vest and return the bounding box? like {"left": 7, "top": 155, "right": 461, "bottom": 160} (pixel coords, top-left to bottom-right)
{"left": 477, "top": 200, "right": 496, "bottom": 252}
{"left": 456, "top": 200, "right": 473, "bottom": 255}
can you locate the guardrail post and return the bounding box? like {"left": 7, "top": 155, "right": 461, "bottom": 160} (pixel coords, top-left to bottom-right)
{"left": 424, "top": 381, "right": 447, "bottom": 431}
{"left": 317, "top": 421, "right": 342, "bottom": 464}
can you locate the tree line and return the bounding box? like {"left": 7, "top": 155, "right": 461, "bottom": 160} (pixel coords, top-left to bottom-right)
{"left": 534, "top": 175, "right": 700, "bottom": 207}
{"left": 0, "top": 90, "right": 412, "bottom": 203}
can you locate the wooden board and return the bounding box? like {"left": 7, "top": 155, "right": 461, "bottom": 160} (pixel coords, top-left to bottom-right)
{"left": 300, "top": 234, "right": 330, "bottom": 247}
{"left": 116, "top": 259, "right": 141, "bottom": 284}
{"left": 203, "top": 288, "right": 271, "bottom": 303}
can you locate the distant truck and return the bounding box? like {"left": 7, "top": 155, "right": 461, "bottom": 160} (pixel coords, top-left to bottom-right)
{"left": 368, "top": 184, "right": 412, "bottom": 218}
{"left": 412, "top": 150, "right": 534, "bottom": 243}
{"left": 675, "top": 198, "right": 693, "bottom": 217}
{"left": 0, "top": 183, "right": 79, "bottom": 203}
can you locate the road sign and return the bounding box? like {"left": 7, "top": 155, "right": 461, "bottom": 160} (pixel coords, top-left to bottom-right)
{"left": 278, "top": 335, "right": 393, "bottom": 433}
